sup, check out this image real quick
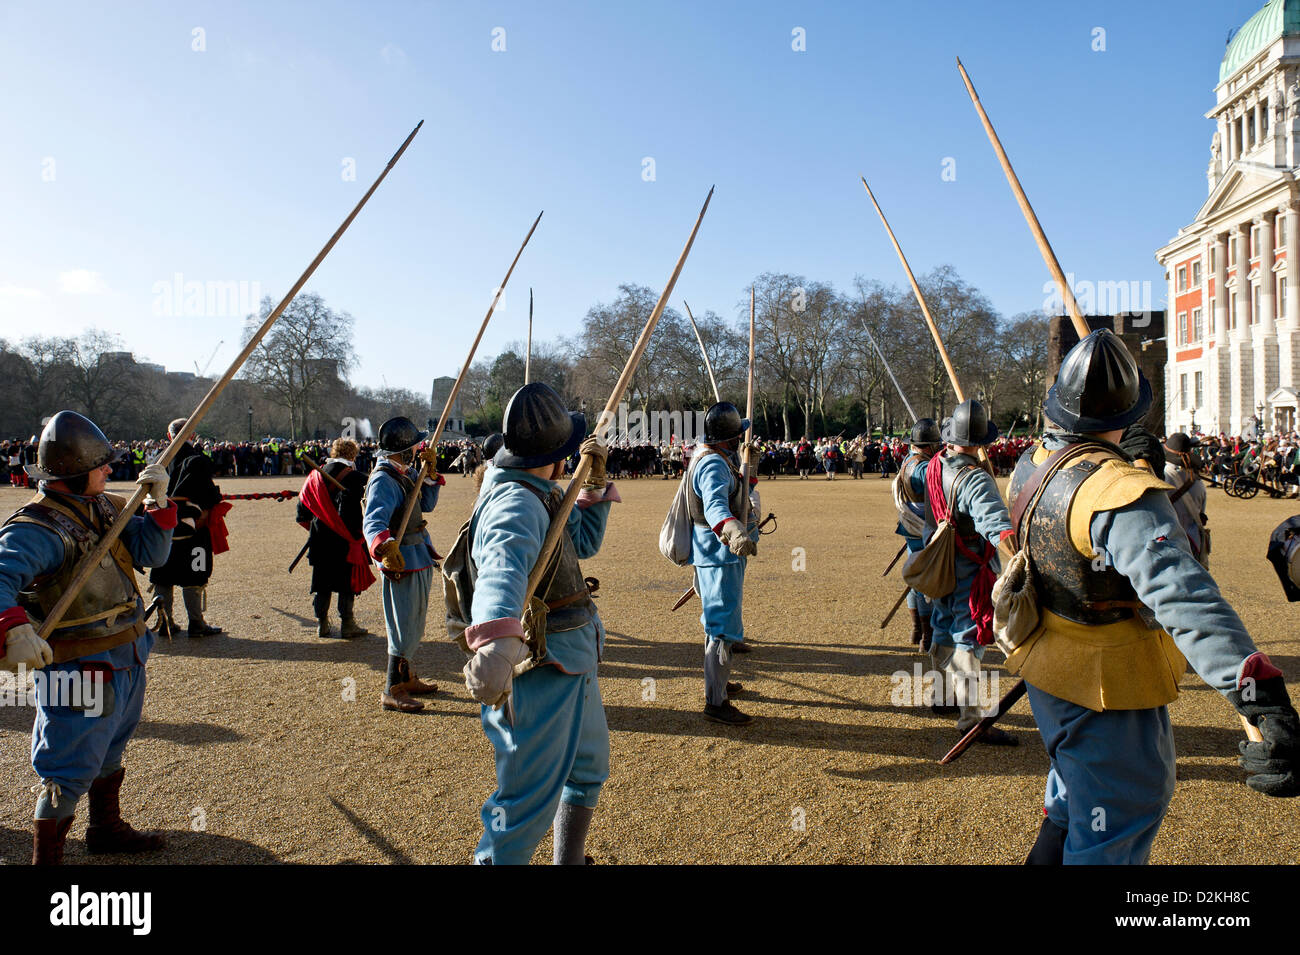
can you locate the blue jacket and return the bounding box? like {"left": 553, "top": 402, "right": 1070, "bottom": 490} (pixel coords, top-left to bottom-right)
{"left": 362, "top": 458, "right": 440, "bottom": 572}
{"left": 688, "top": 451, "right": 757, "bottom": 567}
{"left": 465, "top": 467, "right": 616, "bottom": 675}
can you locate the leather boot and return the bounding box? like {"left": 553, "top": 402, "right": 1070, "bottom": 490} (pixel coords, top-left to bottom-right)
{"left": 338, "top": 594, "right": 368, "bottom": 638}
{"left": 85, "top": 769, "right": 166, "bottom": 855}
{"left": 909, "top": 608, "right": 923, "bottom": 645}
{"left": 33, "top": 816, "right": 75, "bottom": 866}
{"left": 380, "top": 656, "right": 424, "bottom": 713}
{"left": 920, "top": 617, "right": 934, "bottom": 655}
{"left": 404, "top": 662, "right": 438, "bottom": 696}
{"left": 317, "top": 616, "right": 333, "bottom": 638}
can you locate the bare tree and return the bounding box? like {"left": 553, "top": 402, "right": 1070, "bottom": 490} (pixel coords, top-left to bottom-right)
{"left": 241, "top": 292, "right": 356, "bottom": 439}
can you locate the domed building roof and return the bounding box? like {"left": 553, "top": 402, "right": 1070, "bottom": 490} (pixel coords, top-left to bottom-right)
{"left": 1221, "top": 0, "right": 1300, "bottom": 83}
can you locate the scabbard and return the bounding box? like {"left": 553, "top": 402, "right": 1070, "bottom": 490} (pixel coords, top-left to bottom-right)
{"left": 940, "top": 679, "right": 1027, "bottom": 764}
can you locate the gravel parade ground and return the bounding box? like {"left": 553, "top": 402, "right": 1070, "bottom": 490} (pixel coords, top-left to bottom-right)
{"left": 1, "top": 472, "right": 1296, "bottom": 865}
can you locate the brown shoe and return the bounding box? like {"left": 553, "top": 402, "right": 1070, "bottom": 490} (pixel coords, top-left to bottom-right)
{"left": 33, "top": 816, "right": 75, "bottom": 865}
{"left": 404, "top": 672, "right": 439, "bottom": 696}
{"left": 380, "top": 686, "right": 425, "bottom": 712}
{"left": 340, "top": 616, "right": 369, "bottom": 638}
{"left": 85, "top": 769, "right": 166, "bottom": 855}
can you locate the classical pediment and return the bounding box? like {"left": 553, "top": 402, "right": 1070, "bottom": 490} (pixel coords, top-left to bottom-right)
{"left": 1194, "top": 162, "right": 1291, "bottom": 224}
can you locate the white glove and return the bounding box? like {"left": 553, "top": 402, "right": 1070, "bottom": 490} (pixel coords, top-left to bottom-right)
{"left": 2, "top": 623, "right": 53, "bottom": 672}
{"left": 136, "top": 463, "right": 170, "bottom": 508}
{"left": 720, "top": 519, "right": 757, "bottom": 557}
{"left": 463, "top": 636, "right": 531, "bottom": 708}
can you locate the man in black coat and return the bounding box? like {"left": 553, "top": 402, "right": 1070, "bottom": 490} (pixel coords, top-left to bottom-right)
{"left": 296, "top": 438, "right": 370, "bottom": 637}
{"left": 149, "top": 418, "right": 225, "bottom": 637}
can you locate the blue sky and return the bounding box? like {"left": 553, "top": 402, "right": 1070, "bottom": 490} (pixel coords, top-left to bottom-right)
{"left": 0, "top": 0, "right": 1270, "bottom": 393}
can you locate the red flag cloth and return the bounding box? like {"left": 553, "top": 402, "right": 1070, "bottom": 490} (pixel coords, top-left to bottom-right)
{"left": 926, "top": 460, "right": 996, "bottom": 647}
{"left": 207, "top": 500, "right": 233, "bottom": 556}
{"left": 299, "top": 469, "right": 375, "bottom": 594}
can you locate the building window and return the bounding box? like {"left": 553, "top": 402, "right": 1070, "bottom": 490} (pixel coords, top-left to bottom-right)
{"left": 1192, "top": 260, "right": 1202, "bottom": 287}
{"left": 1193, "top": 307, "right": 1204, "bottom": 341}
{"left": 1262, "top": 100, "right": 1270, "bottom": 138}
{"left": 1251, "top": 226, "right": 1260, "bottom": 259}
{"left": 1210, "top": 246, "right": 1217, "bottom": 272}
{"left": 1281, "top": 215, "right": 1289, "bottom": 246}
{"left": 1180, "top": 374, "right": 1188, "bottom": 410}
{"left": 1177, "top": 266, "right": 1187, "bottom": 292}
{"left": 1253, "top": 284, "right": 1261, "bottom": 323}
{"left": 1195, "top": 371, "right": 1204, "bottom": 408}
{"left": 1177, "top": 311, "right": 1187, "bottom": 345}
{"left": 1282, "top": 276, "right": 1289, "bottom": 317}
{"left": 1230, "top": 295, "right": 1237, "bottom": 329}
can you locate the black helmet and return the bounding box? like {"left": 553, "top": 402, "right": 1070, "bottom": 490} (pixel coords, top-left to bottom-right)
{"left": 378, "top": 416, "right": 428, "bottom": 454}
{"left": 1164, "top": 432, "right": 1199, "bottom": 455}
{"left": 909, "top": 417, "right": 942, "bottom": 446}
{"left": 1044, "top": 329, "right": 1152, "bottom": 433}
{"left": 482, "top": 432, "right": 504, "bottom": 460}
{"left": 940, "top": 399, "right": 999, "bottom": 446}
{"left": 26, "top": 410, "right": 122, "bottom": 481}
{"left": 495, "top": 383, "right": 585, "bottom": 469}
{"left": 703, "top": 402, "right": 750, "bottom": 443}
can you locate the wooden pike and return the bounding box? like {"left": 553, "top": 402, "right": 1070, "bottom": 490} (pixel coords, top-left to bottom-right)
{"left": 527, "top": 187, "right": 714, "bottom": 601}
{"left": 682, "top": 300, "right": 720, "bottom": 403}
{"left": 393, "top": 210, "right": 545, "bottom": 536}
{"left": 526, "top": 287, "right": 533, "bottom": 385}
{"left": 741, "top": 287, "right": 756, "bottom": 527}
{"left": 955, "top": 58, "right": 1089, "bottom": 340}
{"left": 940, "top": 679, "right": 1027, "bottom": 764}
{"left": 34, "top": 120, "right": 425, "bottom": 641}
{"left": 860, "top": 175, "right": 989, "bottom": 467}
{"left": 956, "top": 58, "right": 1263, "bottom": 746}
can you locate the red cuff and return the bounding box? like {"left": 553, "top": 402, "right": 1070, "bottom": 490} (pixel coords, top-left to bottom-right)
{"left": 369, "top": 530, "right": 393, "bottom": 560}
{"left": 1238, "top": 652, "right": 1285, "bottom": 688}
{"left": 713, "top": 518, "right": 735, "bottom": 537}
{"left": 0, "top": 605, "right": 30, "bottom": 644}
{"left": 999, "top": 529, "right": 1016, "bottom": 543}
{"left": 146, "top": 502, "right": 178, "bottom": 530}
{"left": 464, "top": 616, "right": 525, "bottom": 651}
{"left": 436, "top": 473, "right": 446, "bottom": 487}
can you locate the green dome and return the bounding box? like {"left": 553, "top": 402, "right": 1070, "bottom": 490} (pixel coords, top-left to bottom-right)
{"left": 1221, "top": 0, "right": 1300, "bottom": 82}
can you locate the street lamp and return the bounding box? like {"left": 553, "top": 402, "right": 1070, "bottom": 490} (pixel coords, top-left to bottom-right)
{"left": 248, "top": 407, "right": 253, "bottom": 443}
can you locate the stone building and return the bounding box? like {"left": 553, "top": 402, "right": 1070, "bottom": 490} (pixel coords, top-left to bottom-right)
{"left": 431, "top": 375, "right": 467, "bottom": 437}
{"left": 1155, "top": 0, "right": 1300, "bottom": 437}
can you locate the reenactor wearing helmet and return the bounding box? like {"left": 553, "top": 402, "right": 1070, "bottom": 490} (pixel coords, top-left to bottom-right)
{"left": 148, "top": 418, "right": 225, "bottom": 638}
{"left": 687, "top": 401, "right": 760, "bottom": 726}
{"left": 362, "top": 416, "right": 443, "bottom": 713}
{"left": 0, "top": 411, "right": 176, "bottom": 864}
{"left": 894, "top": 418, "right": 941, "bottom": 652}
{"left": 1005, "top": 329, "right": 1299, "bottom": 865}
{"left": 924, "top": 399, "right": 1017, "bottom": 745}
{"left": 460, "top": 383, "right": 619, "bottom": 864}
{"left": 1162, "top": 432, "right": 1209, "bottom": 569}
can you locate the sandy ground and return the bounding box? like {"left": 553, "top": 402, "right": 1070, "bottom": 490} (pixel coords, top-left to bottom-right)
{"left": 0, "top": 469, "right": 1296, "bottom": 865}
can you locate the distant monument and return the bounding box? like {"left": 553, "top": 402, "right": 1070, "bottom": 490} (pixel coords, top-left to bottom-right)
{"left": 431, "top": 376, "right": 467, "bottom": 437}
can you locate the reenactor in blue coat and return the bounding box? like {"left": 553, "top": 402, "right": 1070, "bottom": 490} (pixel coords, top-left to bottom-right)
{"left": 461, "top": 383, "right": 619, "bottom": 864}
{"left": 1006, "top": 330, "right": 1299, "bottom": 864}
{"left": 0, "top": 411, "right": 176, "bottom": 864}
{"left": 687, "top": 402, "right": 760, "bottom": 726}
{"left": 894, "top": 418, "right": 941, "bottom": 651}
{"left": 362, "top": 416, "right": 442, "bottom": 713}
{"left": 924, "top": 399, "right": 1017, "bottom": 744}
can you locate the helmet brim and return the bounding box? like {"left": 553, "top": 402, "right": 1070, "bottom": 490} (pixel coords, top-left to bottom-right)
{"left": 25, "top": 445, "right": 124, "bottom": 482}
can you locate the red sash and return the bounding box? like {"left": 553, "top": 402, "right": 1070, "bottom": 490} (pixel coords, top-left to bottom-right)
{"left": 927, "top": 461, "right": 995, "bottom": 646}
{"left": 299, "top": 469, "right": 375, "bottom": 593}
{"left": 208, "top": 500, "right": 233, "bottom": 556}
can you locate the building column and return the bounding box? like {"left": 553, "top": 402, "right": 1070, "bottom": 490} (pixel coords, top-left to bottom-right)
{"left": 1232, "top": 227, "right": 1254, "bottom": 433}
{"left": 1282, "top": 204, "right": 1300, "bottom": 393}
{"left": 1214, "top": 232, "right": 1232, "bottom": 435}
{"left": 1256, "top": 214, "right": 1279, "bottom": 419}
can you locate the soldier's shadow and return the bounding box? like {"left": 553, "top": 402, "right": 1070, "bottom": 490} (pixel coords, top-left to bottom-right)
{"left": 0, "top": 825, "right": 281, "bottom": 865}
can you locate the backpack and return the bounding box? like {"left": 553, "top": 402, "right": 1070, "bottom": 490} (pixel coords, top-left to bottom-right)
{"left": 901, "top": 464, "right": 980, "bottom": 599}
{"left": 659, "top": 467, "right": 696, "bottom": 566}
